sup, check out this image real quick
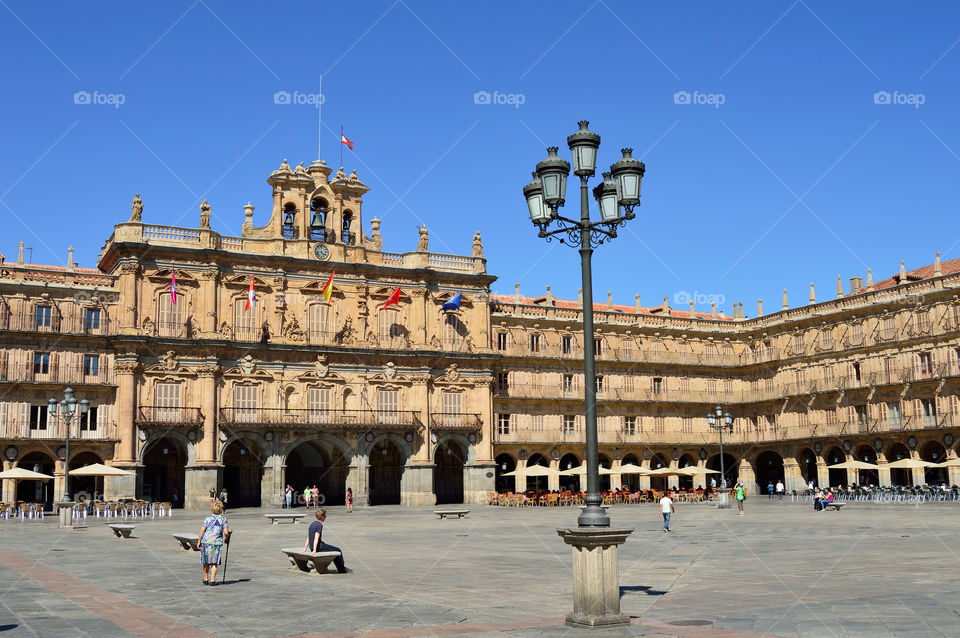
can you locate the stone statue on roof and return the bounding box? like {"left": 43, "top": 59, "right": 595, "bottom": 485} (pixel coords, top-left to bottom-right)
{"left": 472, "top": 231, "right": 483, "bottom": 257}
{"left": 130, "top": 193, "right": 143, "bottom": 222}
{"left": 417, "top": 225, "right": 429, "bottom": 252}
{"left": 200, "top": 199, "right": 212, "bottom": 229}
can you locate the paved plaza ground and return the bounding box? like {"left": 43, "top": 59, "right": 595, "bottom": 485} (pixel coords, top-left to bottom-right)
{"left": 0, "top": 498, "right": 958, "bottom": 638}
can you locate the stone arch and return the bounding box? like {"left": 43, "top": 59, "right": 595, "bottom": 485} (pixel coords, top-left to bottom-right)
{"left": 676, "top": 453, "right": 696, "bottom": 489}
{"left": 15, "top": 450, "right": 56, "bottom": 507}
{"left": 558, "top": 452, "right": 580, "bottom": 492}
{"left": 285, "top": 436, "right": 351, "bottom": 507}
{"left": 139, "top": 431, "right": 196, "bottom": 467}
{"left": 524, "top": 453, "right": 550, "bottom": 492}
{"left": 853, "top": 444, "right": 879, "bottom": 486}
{"left": 219, "top": 432, "right": 270, "bottom": 465}
{"left": 434, "top": 433, "right": 476, "bottom": 463}
{"left": 920, "top": 440, "right": 948, "bottom": 485}
{"left": 824, "top": 446, "right": 847, "bottom": 488}
{"left": 649, "top": 453, "right": 669, "bottom": 491}
{"left": 796, "top": 447, "right": 817, "bottom": 485}
{"left": 495, "top": 453, "right": 516, "bottom": 493}
{"left": 69, "top": 450, "right": 103, "bottom": 502}
{"left": 220, "top": 435, "right": 266, "bottom": 508}
{"left": 433, "top": 437, "right": 467, "bottom": 505}
{"left": 362, "top": 433, "right": 413, "bottom": 461}
{"left": 366, "top": 436, "right": 406, "bottom": 505}
{"left": 753, "top": 450, "right": 784, "bottom": 492}
{"left": 885, "top": 442, "right": 912, "bottom": 486}
{"left": 282, "top": 432, "right": 355, "bottom": 463}
{"left": 141, "top": 434, "right": 189, "bottom": 503}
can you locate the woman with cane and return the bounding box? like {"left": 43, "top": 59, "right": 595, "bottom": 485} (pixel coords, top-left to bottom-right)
{"left": 198, "top": 499, "right": 230, "bottom": 586}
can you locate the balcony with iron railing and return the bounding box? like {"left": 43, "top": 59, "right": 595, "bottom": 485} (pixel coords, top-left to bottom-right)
{"left": 429, "top": 413, "right": 482, "bottom": 431}
{"left": 218, "top": 407, "right": 423, "bottom": 431}
{"left": 0, "top": 363, "right": 115, "bottom": 386}
{"left": 0, "top": 419, "right": 118, "bottom": 441}
{"left": 135, "top": 406, "right": 204, "bottom": 429}
{"left": 0, "top": 310, "right": 114, "bottom": 336}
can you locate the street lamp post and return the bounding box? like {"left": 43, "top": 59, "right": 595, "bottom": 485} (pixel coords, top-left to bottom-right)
{"left": 706, "top": 405, "right": 733, "bottom": 508}
{"left": 48, "top": 387, "right": 89, "bottom": 505}
{"left": 526, "top": 121, "right": 644, "bottom": 627}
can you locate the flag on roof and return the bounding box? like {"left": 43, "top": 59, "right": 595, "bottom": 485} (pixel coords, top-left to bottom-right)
{"left": 340, "top": 133, "right": 354, "bottom": 150}
{"left": 320, "top": 270, "right": 335, "bottom": 303}
{"left": 441, "top": 292, "right": 462, "bottom": 312}
{"left": 383, "top": 285, "right": 401, "bottom": 310}
{"left": 245, "top": 275, "right": 255, "bottom": 311}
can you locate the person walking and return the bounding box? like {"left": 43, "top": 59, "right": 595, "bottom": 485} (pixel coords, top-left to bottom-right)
{"left": 658, "top": 490, "right": 674, "bottom": 532}
{"left": 735, "top": 482, "right": 746, "bottom": 515}
{"left": 312, "top": 485, "right": 320, "bottom": 508}
{"left": 303, "top": 509, "right": 349, "bottom": 573}
{"left": 284, "top": 485, "right": 293, "bottom": 509}
{"left": 767, "top": 481, "right": 775, "bottom": 499}
{"left": 775, "top": 480, "right": 784, "bottom": 500}
{"left": 198, "top": 499, "right": 230, "bottom": 586}
{"left": 345, "top": 487, "right": 353, "bottom": 514}
{"left": 303, "top": 486, "right": 311, "bottom": 508}
{"left": 218, "top": 488, "right": 228, "bottom": 510}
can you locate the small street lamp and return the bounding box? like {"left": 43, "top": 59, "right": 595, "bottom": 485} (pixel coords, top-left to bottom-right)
{"left": 48, "top": 387, "right": 89, "bottom": 504}
{"left": 526, "top": 121, "right": 644, "bottom": 628}
{"left": 706, "top": 405, "right": 733, "bottom": 507}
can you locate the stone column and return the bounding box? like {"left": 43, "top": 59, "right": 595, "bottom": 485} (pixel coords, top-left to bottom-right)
{"left": 548, "top": 458, "right": 560, "bottom": 492}
{"left": 197, "top": 269, "right": 219, "bottom": 336}
{"left": 816, "top": 456, "right": 829, "bottom": 489}
{"left": 196, "top": 364, "right": 220, "bottom": 464}
{"left": 411, "top": 287, "right": 429, "bottom": 346}
{"left": 411, "top": 376, "right": 431, "bottom": 463}
{"left": 556, "top": 528, "right": 633, "bottom": 628}
{"left": 113, "top": 358, "right": 139, "bottom": 464}
{"left": 783, "top": 458, "right": 805, "bottom": 492}
{"left": 877, "top": 453, "right": 891, "bottom": 487}
{"left": 118, "top": 264, "right": 139, "bottom": 335}
{"left": 2, "top": 459, "right": 12, "bottom": 503}
{"left": 346, "top": 453, "right": 369, "bottom": 507}
{"left": 737, "top": 458, "right": 755, "bottom": 490}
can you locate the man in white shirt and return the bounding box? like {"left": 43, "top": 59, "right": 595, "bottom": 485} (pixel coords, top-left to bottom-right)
{"left": 659, "top": 491, "right": 674, "bottom": 533}
{"left": 775, "top": 480, "right": 785, "bottom": 500}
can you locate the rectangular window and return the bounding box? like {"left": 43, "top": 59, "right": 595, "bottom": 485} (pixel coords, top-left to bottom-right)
{"left": 853, "top": 362, "right": 861, "bottom": 383}
{"left": 33, "top": 352, "right": 50, "bottom": 375}
{"left": 496, "top": 372, "right": 509, "bottom": 394}
{"left": 85, "top": 308, "right": 101, "bottom": 333}
{"left": 820, "top": 329, "right": 833, "bottom": 349}
{"left": 595, "top": 375, "right": 604, "bottom": 395}
{"left": 653, "top": 415, "right": 665, "bottom": 434}
{"left": 531, "top": 414, "right": 543, "bottom": 432}
{"left": 529, "top": 334, "right": 541, "bottom": 353}
{"left": 824, "top": 365, "right": 834, "bottom": 384}
{"left": 377, "top": 388, "right": 399, "bottom": 424}
{"left": 307, "top": 303, "right": 331, "bottom": 342}
{"left": 156, "top": 382, "right": 181, "bottom": 422}
{"left": 441, "top": 391, "right": 462, "bottom": 426}
{"left": 443, "top": 315, "right": 465, "bottom": 349}
{"left": 917, "top": 310, "right": 929, "bottom": 333}
{"left": 921, "top": 398, "right": 937, "bottom": 424}
{"left": 594, "top": 338, "right": 602, "bottom": 356}
{"left": 233, "top": 385, "right": 258, "bottom": 423}
{"left": 561, "top": 335, "right": 573, "bottom": 355}
{"left": 83, "top": 354, "right": 99, "bottom": 377}
{"left": 496, "top": 332, "right": 509, "bottom": 351}
{"left": 79, "top": 406, "right": 98, "bottom": 431}
{"left": 652, "top": 377, "right": 663, "bottom": 395}
{"left": 30, "top": 405, "right": 48, "bottom": 430}
{"left": 854, "top": 404, "right": 867, "bottom": 426}
{"left": 563, "top": 374, "right": 574, "bottom": 397}
{"left": 497, "top": 413, "right": 511, "bottom": 436}
{"left": 623, "top": 375, "right": 635, "bottom": 394}
{"left": 563, "top": 415, "right": 576, "bottom": 435}
{"left": 680, "top": 377, "right": 690, "bottom": 393}
{"left": 919, "top": 352, "right": 932, "bottom": 377}
{"left": 307, "top": 387, "right": 331, "bottom": 423}
{"left": 621, "top": 341, "right": 634, "bottom": 361}
{"left": 881, "top": 317, "right": 895, "bottom": 340}
{"left": 159, "top": 293, "right": 182, "bottom": 337}
{"left": 794, "top": 334, "right": 804, "bottom": 353}
{"left": 850, "top": 323, "right": 863, "bottom": 345}
{"left": 887, "top": 402, "right": 901, "bottom": 426}
{"left": 35, "top": 306, "right": 51, "bottom": 329}
{"left": 378, "top": 309, "right": 403, "bottom": 344}
{"left": 623, "top": 416, "right": 636, "bottom": 436}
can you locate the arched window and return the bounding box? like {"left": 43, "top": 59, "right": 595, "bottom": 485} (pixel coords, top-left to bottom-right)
{"left": 310, "top": 198, "right": 328, "bottom": 241}
{"left": 282, "top": 203, "right": 297, "bottom": 239}
{"left": 158, "top": 292, "right": 181, "bottom": 337}
{"left": 341, "top": 210, "right": 354, "bottom": 245}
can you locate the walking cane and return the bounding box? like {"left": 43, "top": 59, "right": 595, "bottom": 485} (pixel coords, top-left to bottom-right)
{"left": 221, "top": 531, "right": 232, "bottom": 584}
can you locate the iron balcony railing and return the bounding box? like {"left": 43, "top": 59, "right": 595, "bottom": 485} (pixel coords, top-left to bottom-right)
{"left": 429, "top": 413, "right": 483, "bottom": 431}
{"left": 0, "top": 363, "right": 115, "bottom": 386}
{"left": 218, "top": 407, "right": 423, "bottom": 430}
{"left": 0, "top": 420, "right": 118, "bottom": 441}
{"left": 0, "top": 310, "right": 114, "bottom": 336}
{"left": 135, "top": 406, "right": 204, "bottom": 428}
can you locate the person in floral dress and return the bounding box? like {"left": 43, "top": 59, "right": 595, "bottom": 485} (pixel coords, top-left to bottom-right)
{"left": 197, "top": 499, "right": 230, "bottom": 585}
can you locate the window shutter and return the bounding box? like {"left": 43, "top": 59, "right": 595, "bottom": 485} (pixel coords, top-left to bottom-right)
{"left": 19, "top": 403, "right": 28, "bottom": 437}
{"left": 0, "top": 350, "right": 6, "bottom": 380}
{"left": 51, "top": 304, "right": 61, "bottom": 331}
{"left": 0, "top": 403, "right": 6, "bottom": 437}
{"left": 442, "top": 392, "right": 461, "bottom": 426}
{"left": 378, "top": 388, "right": 399, "bottom": 424}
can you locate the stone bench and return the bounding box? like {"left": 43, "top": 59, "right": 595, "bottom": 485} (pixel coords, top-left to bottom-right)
{"left": 434, "top": 509, "right": 470, "bottom": 519}
{"left": 108, "top": 523, "right": 136, "bottom": 538}
{"left": 823, "top": 502, "right": 845, "bottom": 511}
{"left": 264, "top": 513, "right": 304, "bottom": 525}
{"left": 280, "top": 548, "right": 341, "bottom": 574}
{"left": 173, "top": 533, "right": 200, "bottom": 551}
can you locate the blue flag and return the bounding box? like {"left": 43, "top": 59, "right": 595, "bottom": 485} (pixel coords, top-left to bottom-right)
{"left": 441, "top": 292, "right": 462, "bottom": 311}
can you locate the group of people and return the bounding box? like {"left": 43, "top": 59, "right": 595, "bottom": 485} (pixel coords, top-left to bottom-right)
{"left": 283, "top": 485, "right": 354, "bottom": 513}
{"left": 208, "top": 487, "right": 228, "bottom": 509}
{"left": 813, "top": 488, "right": 836, "bottom": 511}
{"left": 765, "top": 480, "right": 786, "bottom": 500}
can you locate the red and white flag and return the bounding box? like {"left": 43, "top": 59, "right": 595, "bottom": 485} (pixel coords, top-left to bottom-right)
{"left": 170, "top": 270, "right": 177, "bottom": 304}
{"left": 340, "top": 133, "right": 354, "bottom": 150}
{"left": 245, "top": 275, "right": 255, "bottom": 311}
{"left": 383, "top": 285, "right": 401, "bottom": 310}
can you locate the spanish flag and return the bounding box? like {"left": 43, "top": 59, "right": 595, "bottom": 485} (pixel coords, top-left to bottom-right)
{"left": 320, "top": 270, "right": 335, "bottom": 303}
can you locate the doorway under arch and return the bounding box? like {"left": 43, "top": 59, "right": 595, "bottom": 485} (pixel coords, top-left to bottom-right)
{"left": 649, "top": 453, "right": 668, "bottom": 491}
{"left": 797, "top": 448, "right": 817, "bottom": 486}
{"left": 222, "top": 438, "right": 263, "bottom": 508}
{"left": 286, "top": 440, "right": 348, "bottom": 506}
{"left": 142, "top": 437, "right": 186, "bottom": 504}
{"left": 598, "top": 454, "right": 612, "bottom": 491}
{"left": 707, "top": 453, "right": 738, "bottom": 488}
{"left": 434, "top": 440, "right": 466, "bottom": 505}
{"left": 886, "top": 443, "right": 911, "bottom": 486}
{"left": 368, "top": 440, "right": 404, "bottom": 505}
{"left": 825, "top": 447, "right": 846, "bottom": 488}
{"left": 921, "top": 441, "right": 948, "bottom": 485}
{"left": 854, "top": 445, "right": 879, "bottom": 486}
{"left": 677, "top": 454, "right": 695, "bottom": 489}
{"left": 558, "top": 453, "right": 580, "bottom": 492}
{"left": 16, "top": 451, "right": 55, "bottom": 508}
{"left": 495, "top": 453, "right": 516, "bottom": 493}
{"left": 754, "top": 451, "right": 784, "bottom": 492}
{"left": 525, "top": 453, "right": 549, "bottom": 493}
{"left": 620, "top": 454, "right": 641, "bottom": 491}
{"left": 69, "top": 451, "right": 102, "bottom": 502}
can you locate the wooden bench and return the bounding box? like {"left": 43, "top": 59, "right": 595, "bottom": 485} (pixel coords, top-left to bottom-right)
{"left": 280, "top": 548, "right": 341, "bottom": 574}
{"left": 264, "top": 513, "right": 304, "bottom": 525}
{"left": 434, "top": 509, "right": 470, "bottom": 519}
{"left": 108, "top": 523, "right": 136, "bottom": 538}
{"left": 173, "top": 533, "right": 200, "bottom": 551}
{"left": 823, "top": 502, "right": 846, "bottom": 511}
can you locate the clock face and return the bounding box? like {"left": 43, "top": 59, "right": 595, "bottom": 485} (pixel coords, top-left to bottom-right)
{"left": 314, "top": 243, "right": 329, "bottom": 260}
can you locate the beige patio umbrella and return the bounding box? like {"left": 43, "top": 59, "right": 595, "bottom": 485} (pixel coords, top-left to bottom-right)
{"left": 883, "top": 458, "right": 934, "bottom": 470}
{"left": 614, "top": 463, "right": 651, "bottom": 475}
{"left": 559, "top": 462, "right": 614, "bottom": 476}
{"left": 68, "top": 463, "right": 134, "bottom": 477}
{"left": 0, "top": 467, "right": 53, "bottom": 503}
{"left": 932, "top": 458, "right": 960, "bottom": 468}
{"left": 502, "top": 465, "right": 561, "bottom": 477}
{"left": 646, "top": 467, "right": 688, "bottom": 477}
{"left": 827, "top": 460, "right": 879, "bottom": 470}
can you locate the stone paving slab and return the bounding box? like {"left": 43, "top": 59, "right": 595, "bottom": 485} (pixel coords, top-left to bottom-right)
{"left": 0, "top": 500, "right": 959, "bottom": 637}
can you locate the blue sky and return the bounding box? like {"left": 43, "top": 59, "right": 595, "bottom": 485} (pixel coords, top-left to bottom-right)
{"left": 2, "top": 1, "right": 959, "bottom": 315}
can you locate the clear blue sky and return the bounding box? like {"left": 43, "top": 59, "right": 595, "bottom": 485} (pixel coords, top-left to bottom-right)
{"left": 2, "top": 1, "right": 958, "bottom": 315}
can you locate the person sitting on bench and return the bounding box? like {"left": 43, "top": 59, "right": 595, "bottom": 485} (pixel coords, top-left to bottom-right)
{"left": 302, "top": 509, "right": 348, "bottom": 573}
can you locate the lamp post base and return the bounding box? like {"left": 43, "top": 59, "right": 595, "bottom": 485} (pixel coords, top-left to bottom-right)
{"left": 56, "top": 501, "right": 75, "bottom": 529}
{"left": 716, "top": 488, "right": 731, "bottom": 509}
{"left": 557, "top": 527, "right": 633, "bottom": 628}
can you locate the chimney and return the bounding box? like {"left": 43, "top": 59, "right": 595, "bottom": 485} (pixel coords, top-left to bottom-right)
{"left": 635, "top": 294, "right": 641, "bottom": 313}
{"left": 850, "top": 277, "right": 863, "bottom": 294}
{"left": 607, "top": 291, "right": 613, "bottom": 311}
{"left": 17, "top": 241, "right": 24, "bottom": 265}
{"left": 898, "top": 260, "right": 907, "bottom": 285}
{"left": 514, "top": 282, "right": 520, "bottom": 303}
{"left": 67, "top": 246, "right": 75, "bottom": 269}
{"left": 935, "top": 251, "right": 942, "bottom": 277}
{"left": 836, "top": 276, "right": 843, "bottom": 298}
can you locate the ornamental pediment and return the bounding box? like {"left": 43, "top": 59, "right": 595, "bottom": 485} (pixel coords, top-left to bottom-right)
{"left": 300, "top": 280, "right": 345, "bottom": 298}
{"left": 147, "top": 268, "right": 198, "bottom": 286}
{"left": 223, "top": 274, "right": 272, "bottom": 289}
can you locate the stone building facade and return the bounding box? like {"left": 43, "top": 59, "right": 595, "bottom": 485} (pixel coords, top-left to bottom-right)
{"left": 1, "top": 154, "right": 959, "bottom": 509}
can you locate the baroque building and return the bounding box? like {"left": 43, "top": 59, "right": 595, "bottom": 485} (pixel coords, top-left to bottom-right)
{"left": 1, "top": 154, "right": 959, "bottom": 509}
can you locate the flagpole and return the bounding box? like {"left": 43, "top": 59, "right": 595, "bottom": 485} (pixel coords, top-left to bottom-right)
{"left": 317, "top": 76, "right": 322, "bottom": 161}
{"left": 339, "top": 124, "right": 343, "bottom": 168}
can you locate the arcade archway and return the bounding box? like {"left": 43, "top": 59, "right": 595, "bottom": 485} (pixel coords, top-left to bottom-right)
{"left": 558, "top": 453, "right": 580, "bottom": 492}
{"left": 649, "top": 453, "right": 669, "bottom": 491}
{"left": 620, "top": 454, "right": 641, "bottom": 491}
{"left": 286, "top": 440, "right": 348, "bottom": 506}
{"left": 707, "top": 453, "right": 738, "bottom": 488}
{"left": 677, "top": 454, "right": 695, "bottom": 489}
{"left": 797, "top": 448, "right": 817, "bottom": 486}
{"left": 854, "top": 445, "right": 879, "bottom": 486}
{"left": 434, "top": 440, "right": 466, "bottom": 505}
{"left": 368, "top": 440, "right": 404, "bottom": 505}
{"left": 222, "top": 438, "right": 263, "bottom": 508}
{"left": 825, "top": 447, "right": 846, "bottom": 488}
{"left": 16, "top": 451, "right": 55, "bottom": 508}
{"left": 921, "top": 441, "right": 948, "bottom": 485}
{"left": 886, "top": 443, "right": 911, "bottom": 485}
{"left": 525, "top": 453, "right": 549, "bottom": 493}
{"left": 495, "top": 453, "right": 516, "bottom": 493}
{"left": 142, "top": 437, "right": 186, "bottom": 504}
{"left": 754, "top": 451, "right": 784, "bottom": 492}
{"left": 69, "top": 451, "right": 102, "bottom": 502}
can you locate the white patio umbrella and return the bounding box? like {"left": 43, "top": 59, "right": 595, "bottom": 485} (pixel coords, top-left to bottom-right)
{"left": 883, "top": 458, "right": 934, "bottom": 470}
{"left": 559, "top": 462, "right": 614, "bottom": 476}
{"left": 932, "top": 458, "right": 960, "bottom": 468}
{"left": 827, "top": 460, "right": 879, "bottom": 470}
{"left": 68, "top": 463, "right": 134, "bottom": 477}
{"left": 502, "top": 465, "right": 561, "bottom": 477}
{"left": 646, "top": 467, "right": 688, "bottom": 477}
{"left": 0, "top": 467, "right": 53, "bottom": 504}
{"left": 614, "top": 463, "right": 651, "bottom": 475}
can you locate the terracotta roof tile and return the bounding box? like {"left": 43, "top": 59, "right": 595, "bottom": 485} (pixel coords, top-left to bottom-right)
{"left": 850, "top": 257, "right": 960, "bottom": 296}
